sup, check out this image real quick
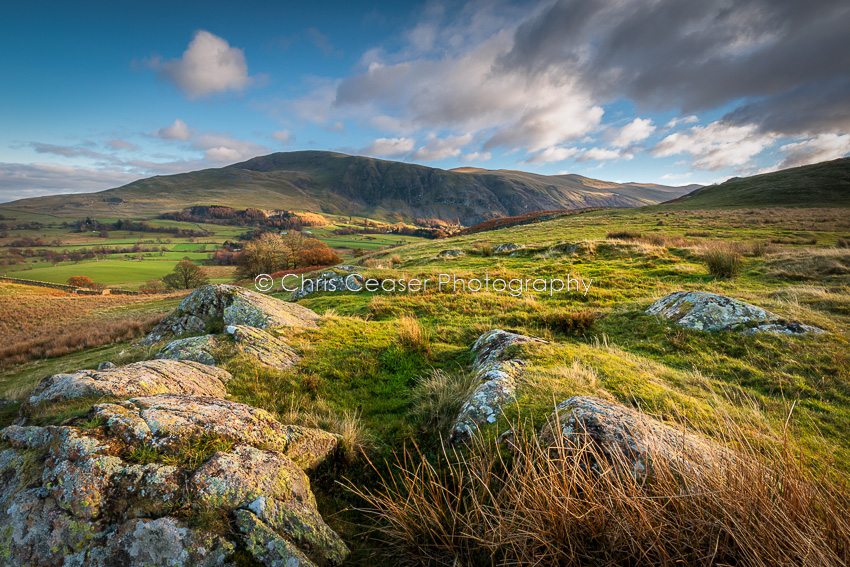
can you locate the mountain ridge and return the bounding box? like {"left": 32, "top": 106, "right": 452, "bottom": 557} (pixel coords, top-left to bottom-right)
{"left": 2, "top": 151, "right": 698, "bottom": 225}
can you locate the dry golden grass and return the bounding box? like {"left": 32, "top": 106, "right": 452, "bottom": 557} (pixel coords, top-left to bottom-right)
{"left": 398, "top": 316, "right": 429, "bottom": 352}
{"left": 764, "top": 248, "right": 850, "bottom": 280}
{"left": 349, "top": 413, "right": 850, "bottom": 567}
{"left": 0, "top": 284, "right": 176, "bottom": 367}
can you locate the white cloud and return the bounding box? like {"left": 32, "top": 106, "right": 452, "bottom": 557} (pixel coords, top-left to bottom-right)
{"left": 361, "top": 137, "right": 415, "bottom": 158}
{"left": 191, "top": 133, "right": 269, "bottom": 162}
{"left": 653, "top": 121, "right": 775, "bottom": 170}
{"left": 107, "top": 139, "right": 138, "bottom": 151}
{"left": 526, "top": 146, "right": 579, "bottom": 163}
{"left": 411, "top": 134, "right": 472, "bottom": 161}
{"left": 271, "top": 130, "right": 295, "bottom": 146}
{"left": 612, "top": 118, "right": 655, "bottom": 148}
{"left": 578, "top": 148, "right": 632, "bottom": 162}
{"left": 156, "top": 119, "right": 192, "bottom": 141}
{"left": 665, "top": 115, "right": 699, "bottom": 128}
{"left": 776, "top": 133, "right": 850, "bottom": 169}
{"left": 462, "top": 151, "right": 491, "bottom": 162}
{"left": 157, "top": 31, "right": 255, "bottom": 100}
{"left": 204, "top": 147, "right": 243, "bottom": 162}
{"left": 0, "top": 162, "right": 143, "bottom": 202}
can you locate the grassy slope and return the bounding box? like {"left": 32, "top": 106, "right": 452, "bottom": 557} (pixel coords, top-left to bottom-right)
{"left": 663, "top": 157, "right": 850, "bottom": 209}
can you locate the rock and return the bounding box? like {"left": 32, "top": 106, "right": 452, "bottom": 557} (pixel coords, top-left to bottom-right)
{"left": 0, "top": 405, "right": 347, "bottom": 566}
{"left": 539, "top": 396, "right": 727, "bottom": 476}
{"left": 438, "top": 249, "right": 465, "bottom": 258}
{"left": 24, "top": 359, "right": 232, "bottom": 409}
{"left": 226, "top": 325, "right": 299, "bottom": 370}
{"left": 142, "top": 284, "right": 319, "bottom": 345}
{"left": 290, "top": 271, "right": 364, "bottom": 301}
{"left": 155, "top": 335, "right": 220, "bottom": 366}
{"left": 97, "top": 361, "right": 115, "bottom": 371}
{"left": 449, "top": 330, "right": 546, "bottom": 443}
{"left": 494, "top": 243, "right": 520, "bottom": 254}
{"left": 646, "top": 291, "right": 825, "bottom": 334}
{"left": 91, "top": 394, "right": 338, "bottom": 470}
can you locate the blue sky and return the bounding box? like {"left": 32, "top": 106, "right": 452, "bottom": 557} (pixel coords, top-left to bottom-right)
{"left": 1, "top": 0, "right": 848, "bottom": 202}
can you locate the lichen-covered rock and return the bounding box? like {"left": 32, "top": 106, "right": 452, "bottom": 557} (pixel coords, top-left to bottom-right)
{"left": 142, "top": 284, "right": 319, "bottom": 345}
{"left": 96, "top": 361, "right": 115, "bottom": 371}
{"left": 91, "top": 394, "right": 338, "bottom": 470}
{"left": 155, "top": 335, "right": 220, "bottom": 366}
{"left": 539, "top": 396, "right": 727, "bottom": 475}
{"left": 235, "top": 510, "right": 317, "bottom": 567}
{"left": 290, "top": 271, "right": 364, "bottom": 300}
{"left": 646, "top": 291, "right": 824, "bottom": 334}
{"left": 494, "top": 243, "right": 520, "bottom": 254}
{"left": 0, "top": 413, "right": 346, "bottom": 565}
{"left": 190, "top": 445, "right": 314, "bottom": 510}
{"left": 24, "top": 360, "right": 232, "bottom": 409}
{"left": 449, "top": 330, "right": 546, "bottom": 443}
{"left": 226, "top": 325, "right": 299, "bottom": 370}
{"left": 438, "top": 249, "right": 465, "bottom": 258}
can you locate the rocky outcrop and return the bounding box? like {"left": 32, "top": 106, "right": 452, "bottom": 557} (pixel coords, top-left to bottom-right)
{"left": 438, "top": 249, "right": 465, "bottom": 258}
{"left": 91, "top": 395, "right": 338, "bottom": 471}
{"left": 142, "top": 284, "right": 319, "bottom": 345}
{"left": 494, "top": 243, "right": 520, "bottom": 254}
{"left": 155, "top": 335, "right": 219, "bottom": 366}
{"left": 539, "top": 396, "right": 727, "bottom": 475}
{"left": 449, "top": 330, "right": 546, "bottom": 443}
{"left": 289, "top": 271, "right": 364, "bottom": 300}
{"left": 24, "top": 360, "right": 232, "bottom": 409}
{"left": 0, "top": 396, "right": 347, "bottom": 566}
{"left": 226, "top": 325, "right": 299, "bottom": 370}
{"left": 647, "top": 291, "right": 824, "bottom": 334}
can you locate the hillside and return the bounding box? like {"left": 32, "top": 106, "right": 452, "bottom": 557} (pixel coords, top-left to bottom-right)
{"left": 663, "top": 157, "right": 850, "bottom": 209}
{"left": 2, "top": 151, "right": 696, "bottom": 225}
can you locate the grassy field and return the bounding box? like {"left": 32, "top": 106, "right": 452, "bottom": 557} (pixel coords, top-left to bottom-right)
{"left": 1, "top": 205, "right": 849, "bottom": 564}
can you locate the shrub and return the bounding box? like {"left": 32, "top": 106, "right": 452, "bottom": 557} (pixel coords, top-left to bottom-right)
{"left": 66, "top": 275, "right": 96, "bottom": 289}
{"left": 140, "top": 279, "right": 166, "bottom": 293}
{"left": 390, "top": 254, "right": 402, "bottom": 265}
{"left": 750, "top": 240, "right": 768, "bottom": 257}
{"left": 540, "top": 310, "right": 598, "bottom": 334}
{"left": 473, "top": 242, "right": 493, "bottom": 257}
{"left": 409, "top": 369, "right": 478, "bottom": 434}
{"left": 352, "top": 248, "right": 365, "bottom": 258}
{"left": 702, "top": 243, "right": 743, "bottom": 278}
{"left": 297, "top": 238, "right": 340, "bottom": 267}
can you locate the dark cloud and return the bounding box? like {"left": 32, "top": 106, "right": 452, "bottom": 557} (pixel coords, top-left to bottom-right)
{"left": 498, "top": 0, "right": 850, "bottom": 135}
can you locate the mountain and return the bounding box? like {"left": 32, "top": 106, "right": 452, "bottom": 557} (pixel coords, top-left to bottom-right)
{"left": 662, "top": 157, "right": 850, "bottom": 209}
{"left": 2, "top": 151, "right": 698, "bottom": 225}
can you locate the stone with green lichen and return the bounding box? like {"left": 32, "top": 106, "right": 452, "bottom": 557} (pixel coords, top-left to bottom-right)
{"left": 155, "top": 335, "right": 220, "bottom": 366}
{"left": 235, "top": 509, "right": 317, "bottom": 567}
{"left": 23, "top": 359, "right": 232, "bottom": 410}
{"left": 142, "top": 284, "right": 320, "bottom": 345}
{"left": 225, "top": 325, "right": 300, "bottom": 370}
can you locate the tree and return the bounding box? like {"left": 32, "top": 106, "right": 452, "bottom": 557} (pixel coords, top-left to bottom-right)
{"left": 67, "top": 275, "right": 95, "bottom": 289}
{"left": 236, "top": 232, "right": 287, "bottom": 279}
{"left": 297, "top": 238, "right": 340, "bottom": 267}
{"left": 162, "top": 259, "right": 209, "bottom": 290}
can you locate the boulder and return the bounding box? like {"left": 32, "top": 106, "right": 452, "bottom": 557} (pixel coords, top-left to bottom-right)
{"left": 97, "top": 361, "right": 115, "bottom": 371}
{"left": 91, "top": 394, "right": 338, "bottom": 470}
{"left": 226, "top": 325, "right": 300, "bottom": 370}
{"left": 494, "top": 243, "right": 520, "bottom": 254}
{"left": 539, "top": 396, "right": 727, "bottom": 475}
{"left": 24, "top": 359, "right": 232, "bottom": 408}
{"left": 142, "top": 284, "right": 319, "bottom": 345}
{"left": 437, "top": 249, "right": 465, "bottom": 258}
{"left": 0, "top": 399, "right": 348, "bottom": 566}
{"left": 646, "top": 291, "right": 824, "bottom": 334}
{"left": 290, "top": 271, "right": 364, "bottom": 301}
{"left": 449, "top": 330, "right": 546, "bottom": 443}
{"left": 155, "top": 335, "right": 219, "bottom": 366}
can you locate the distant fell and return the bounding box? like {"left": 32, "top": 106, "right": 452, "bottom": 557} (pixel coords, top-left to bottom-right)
{"left": 2, "top": 151, "right": 695, "bottom": 225}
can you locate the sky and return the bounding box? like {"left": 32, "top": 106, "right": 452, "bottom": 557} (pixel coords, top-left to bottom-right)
{"left": 1, "top": 0, "right": 849, "bottom": 202}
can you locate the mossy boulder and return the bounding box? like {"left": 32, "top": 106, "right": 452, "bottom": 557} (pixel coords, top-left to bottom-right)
{"left": 226, "top": 325, "right": 300, "bottom": 370}
{"left": 155, "top": 334, "right": 220, "bottom": 366}
{"left": 539, "top": 395, "right": 728, "bottom": 475}
{"left": 24, "top": 359, "right": 232, "bottom": 409}
{"left": 142, "top": 284, "right": 319, "bottom": 345}
{"left": 449, "top": 330, "right": 546, "bottom": 443}
{"left": 647, "top": 291, "right": 824, "bottom": 334}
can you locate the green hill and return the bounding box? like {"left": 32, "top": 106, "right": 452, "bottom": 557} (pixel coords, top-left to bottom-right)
{"left": 2, "top": 151, "right": 696, "bottom": 225}
{"left": 662, "top": 157, "right": 850, "bottom": 209}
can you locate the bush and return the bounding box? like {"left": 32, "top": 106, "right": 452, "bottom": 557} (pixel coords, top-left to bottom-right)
{"left": 66, "top": 275, "right": 96, "bottom": 289}
{"left": 352, "top": 248, "right": 365, "bottom": 258}
{"left": 702, "top": 244, "right": 743, "bottom": 278}
{"left": 750, "top": 240, "right": 768, "bottom": 257}
{"left": 390, "top": 254, "right": 402, "bottom": 265}
{"left": 473, "top": 242, "right": 493, "bottom": 257}
{"left": 140, "top": 279, "right": 166, "bottom": 293}
{"left": 297, "top": 238, "right": 340, "bottom": 267}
